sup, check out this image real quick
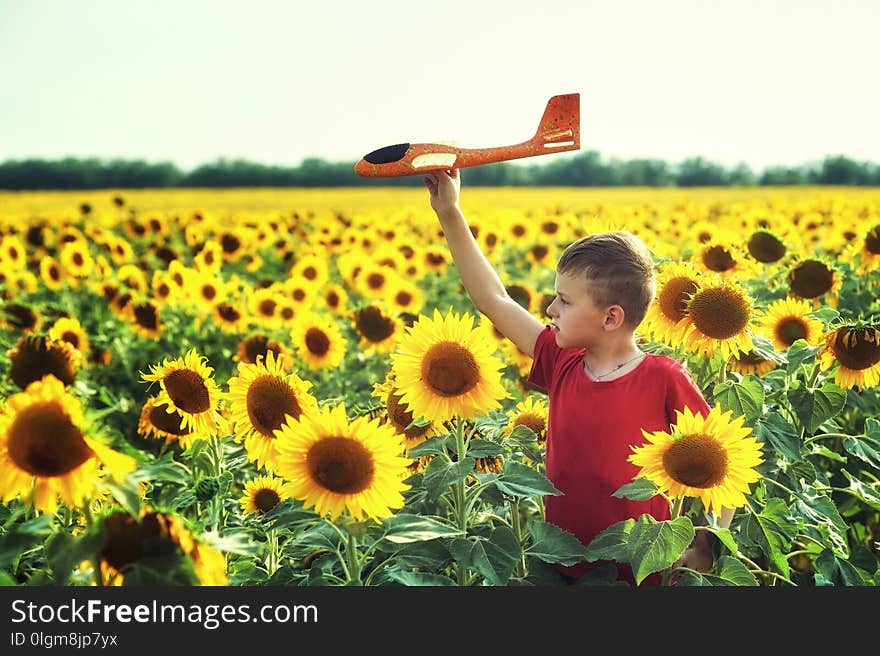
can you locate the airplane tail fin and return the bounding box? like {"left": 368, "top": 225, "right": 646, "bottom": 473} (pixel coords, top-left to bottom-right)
{"left": 533, "top": 93, "right": 580, "bottom": 151}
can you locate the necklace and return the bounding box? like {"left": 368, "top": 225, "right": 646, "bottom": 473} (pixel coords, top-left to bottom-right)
{"left": 584, "top": 351, "right": 645, "bottom": 380}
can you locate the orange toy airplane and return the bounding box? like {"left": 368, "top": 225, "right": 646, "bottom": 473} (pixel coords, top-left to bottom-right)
{"left": 354, "top": 93, "right": 580, "bottom": 177}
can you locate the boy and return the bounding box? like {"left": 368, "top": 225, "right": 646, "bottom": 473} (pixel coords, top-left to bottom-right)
{"left": 424, "top": 169, "right": 729, "bottom": 586}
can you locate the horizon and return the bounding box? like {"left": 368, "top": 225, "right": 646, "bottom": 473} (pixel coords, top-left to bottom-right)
{"left": 2, "top": 1, "right": 878, "bottom": 173}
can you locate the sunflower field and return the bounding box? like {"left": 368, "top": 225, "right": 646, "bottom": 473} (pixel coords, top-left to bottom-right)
{"left": 1, "top": 186, "right": 879, "bottom": 587}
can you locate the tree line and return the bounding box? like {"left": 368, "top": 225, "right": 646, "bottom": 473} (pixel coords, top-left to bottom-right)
{"left": 0, "top": 152, "right": 878, "bottom": 190}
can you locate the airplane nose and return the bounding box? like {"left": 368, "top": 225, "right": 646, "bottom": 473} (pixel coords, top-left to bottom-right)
{"left": 363, "top": 143, "right": 410, "bottom": 164}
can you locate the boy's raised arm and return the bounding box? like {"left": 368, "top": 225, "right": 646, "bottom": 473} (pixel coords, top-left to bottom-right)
{"left": 424, "top": 169, "right": 544, "bottom": 358}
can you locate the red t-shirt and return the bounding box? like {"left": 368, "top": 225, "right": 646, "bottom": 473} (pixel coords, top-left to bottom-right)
{"left": 527, "top": 325, "right": 710, "bottom": 585}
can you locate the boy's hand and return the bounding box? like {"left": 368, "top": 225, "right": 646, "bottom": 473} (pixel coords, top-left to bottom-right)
{"left": 424, "top": 168, "right": 461, "bottom": 216}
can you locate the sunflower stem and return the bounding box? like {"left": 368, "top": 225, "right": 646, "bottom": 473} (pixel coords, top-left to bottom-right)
{"left": 345, "top": 531, "right": 362, "bottom": 585}
{"left": 508, "top": 497, "right": 527, "bottom": 579}
{"left": 670, "top": 496, "right": 685, "bottom": 520}
{"left": 803, "top": 432, "right": 852, "bottom": 445}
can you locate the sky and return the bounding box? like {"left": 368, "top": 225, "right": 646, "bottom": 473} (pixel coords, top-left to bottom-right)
{"left": 1, "top": 0, "right": 878, "bottom": 173}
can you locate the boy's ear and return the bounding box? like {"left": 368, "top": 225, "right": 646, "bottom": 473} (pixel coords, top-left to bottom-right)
{"left": 604, "top": 305, "right": 626, "bottom": 330}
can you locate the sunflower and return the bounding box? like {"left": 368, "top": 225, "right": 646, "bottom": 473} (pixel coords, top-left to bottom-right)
{"left": 421, "top": 245, "right": 449, "bottom": 276}
{"left": 745, "top": 228, "right": 789, "bottom": 264}
{"left": 234, "top": 333, "right": 290, "bottom": 365}
{"left": 628, "top": 405, "right": 764, "bottom": 516}
{"left": 39, "top": 256, "right": 65, "bottom": 291}
{"left": 2, "top": 303, "right": 40, "bottom": 333}
{"left": 211, "top": 300, "right": 247, "bottom": 334}
{"left": 150, "top": 271, "right": 176, "bottom": 304}
{"left": 0, "top": 376, "right": 136, "bottom": 513}
{"left": 786, "top": 257, "right": 842, "bottom": 308}
{"left": 290, "top": 253, "right": 330, "bottom": 290}
{"left": 225, "top": 350, "right": 319, "bottom": 469}
{"left": 273, "top": 402, "right": 411, "bottom": 522}
{"left": 116, "top": 263, "right": 148, "bottom": 293}
{"left": 127, "top": 300, "right": 162, "bottom": 340}
{"left": 248, "top": 287, "right": 284, "bottom": 328}
{"left": 137, "top": 395, "right": 197, "bottom": 448}
{"left": 320, "top": 283, "right": 350, "bottom": 316}
{"left": 641, "top": 261, "right": 701, "bottom": 347}
{"left": 847, "top": 223, "right": 880, "bottom": 274}
{"left": 682, "top": 277, "right": 757, "bottom": 360}
{"left": 355, "top": 264, "right": 395, "bottom": 300}
{"left": 141, "top": 348, "right": 225, "bottom": 438}
{"left": 387, "top": 279, "right": 425, "bottom": 316}
{"left": 193, "top": 239, "right": 223, "bottom": 273}
{"left": 352, "top": 304, "right": 403, "bottom": 355}
{"left": 390, "top": 308, "right": 508, "bottom": 424}
{"left": 97, "top": 509, "right": 226, "bottom": 586}
{"left": 371, "top": 378, "right": 435, "bottom": 451}
{"left": 692, "top": 241, "right": 757, "bottom": 278}
{"left": 757, "top": 297, "right": 824, "bottom": 353}
{"left": 817, "top": 324, "right": 880, "bottom": 390}
{"left": 504, "top": 280, "right": 539, "bottom": 314}
{"left": 8, "top": 335, "right": 80, "bottom": 389}
{"left": 48, "top": 316, "right": 91, "bottom": 359}
{"left": 728, "top": 350, "right": 778, "bottom": 377}
{"left": 505, "top": 396, "right": 549, "bottom": 445}
{"left": 239, "top": 474, "right": 292, "bottom": 515}
{"left": 0, "top": 235, "right": 26, "bottom": 271}
{"left": 290, "top": 314, "right": 346, "bottom": 371}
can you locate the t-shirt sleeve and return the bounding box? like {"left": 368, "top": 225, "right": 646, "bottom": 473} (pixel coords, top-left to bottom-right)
{"left": 527, "top": 325, "right": 560, "bottom": 391}
{"left": 665, "top": 361, "right": 711, "bottom": 426}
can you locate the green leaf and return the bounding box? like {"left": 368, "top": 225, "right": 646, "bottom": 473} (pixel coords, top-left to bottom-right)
{"left": 406, "top": 436, "right": 448, "bottom": 458}
{"left": 585, "top": 519, "right": 634, "bottom": 563}
{"left": 43, "top": 531, "right": 105, "bottom": 584}
{"left": 200, "top": 530, "right": 260, "bottom": 556}
{"left": 627, "top": 515, "right": 695, "bottom": 585}
{"left": 742, "top": 497, "right": 799, "bottom": 578}
{"left": 612, "top": 479, "right": 659, "bottom": 501}
{"left": 712, "top": 375, "right": 764, "bottom": 425}
{"left": 381, "top": 513, "right": 462, "bottom": 544}
{"left": 785, "top": 339, "right": 821, "bottom": 376}
{"left": 843, "top": 435, "right": 880, "bottom": 469}
{"left": 0, "top": 570, "right": 17, "bottom": 585}
{"left": 479, "top": 527, "right": 520, "bottom": 585}
{"left": 423, "top": 457, "right": 475, "bottom": 499}
{"left": 839, "top": 470, "right": 880, "bottom": 512}
{"left": 809, "top": 443, "right": 847, "bottom": 462}
{"left": 102, "top": 477, "right": 142, "bottom": 518}
{"left": 707, "top": 527, "right": 738, "bottom": 556}
{"left": 807, "top": 307, "right": 840, "bottom": 323}
{"left": 754, "top": 412, "right": 803, "bottom": 462}
{"left": 385, "top": 570, "right": 456, "bottom": 586}
{"left": 507, "top": 424, "right": 539, "bottom": 444}
{"left": 0, "top": 515, "right": 55, "bottom": 567}
{"left": 815, "top": 548, "right": 868, "bottom": 586}
{"left": 787, "top": 380, "right": 846, "bottom": 434}
{"left": 792, "top": 483, "right": 849, "bottom": 558}
{"left": 495, "top": 461, "right": 561, "bottom": 498}
{"left": 526, "top": 520, "right": 589, "bottom": 565}
{"left": 678, "top": 556, "right": 758, "bottom": 586}
{"left": 466, "top": 439, "right": 505, "bottom": 458}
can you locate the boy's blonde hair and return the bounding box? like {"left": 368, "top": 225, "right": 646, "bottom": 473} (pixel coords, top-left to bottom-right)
{"left": 556, "top": 231, "right": 656, "bottom": 328}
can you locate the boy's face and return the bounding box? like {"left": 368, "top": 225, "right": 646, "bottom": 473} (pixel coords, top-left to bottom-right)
{"left": 546, "top": 270, "right": 609, "bottom": 349}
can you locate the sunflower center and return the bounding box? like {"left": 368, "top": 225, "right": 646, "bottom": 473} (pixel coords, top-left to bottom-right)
{"left": 513, "top": 413, "right": 546, "bottom": 437}
{"left": 355, "top": 306, "right": 395, "bottom": 342}
{"left": 832, "top": 327, "right": 880, "bottom": 370}
{"left": 422, "top": 342, "right": 480, "bottom": 397}
{"left": 7, "top": 401, "right": 94, "bottom": 476}
{"left": 531, "top": 245, "right": 549, "bottom": 260}
{"left": 367, "top": 273, "right": 385, "bottom": 290}
{"left": 303, "top": 266, "right": 318, "bottom": 280}
{"left": 247, "top": 375, "right": 302, "bottom": 436}
{"left": 258, "top": 299, "right": 276, "bottom": 317}
{"left": 662, "top": 433, "right": 728, "bottom": 488}
{"left": 101, "top": 512, "right": 173, "bottom": 570}
{"left": 326, "top": 291, "right": 340, "bottom": 308}
{"left": 134, "top": 303, "right": 158, "bottom": 330}
{"left": 253, "top": 488, "right": 281, "bottom": 513}
{"left": 775, "top": 317, "right": 808, "bottom": 347}
{"left": 865, "top": 226, "right": 880, "bottom": 255}
{"left": 164, "top": 369, "right": 211, "bottom": 414}
{"left": 788, "top": 260, "right": 833, "bottom": 298}
{"left": 747, "top": 231, "right": 786, "bottom": 262}
{"left": 149, "top": 403, "right": 192, "bottom": 436}
{"left": 506, "top": 285, "right": 531, "bottom": 310}
{"left": 305, "top": 328, "right": 330, "bottom": 356}
{"left": 240, "top": 335, "right": 282, "bottom": 364}
{"left": 307, "top": 437, "right": 375, "bottom": 494}
{"left": 61, "top": 331, "right": 80, "bottom": 349}
{"left": 687, "top": 287, "right": 750, "bottom": 340}
{"left": 221, "top": 234, "right": 240, "bottom": 253}
{"left": 735, "top": 350, "right": 768, "bottom": 365}
{"left": 217, "top": 304, "right": 241, "bottom": 322}
{"left": 395, "top": 291, "right": 412, "bottom": 306}
{"left": 9, "top": 336, "right": 78, "bottom": 389}
{"left": 702, "top": 246, "right": 736, "bottom": 272}
{"left": 658, "top": 276, "right": 699, "bottom": 323}
{"left": 202, "top": 285, "right": 217, "bottom": 301}
{"left": 387, "top": 391, "right": 429, "bottom": 438}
